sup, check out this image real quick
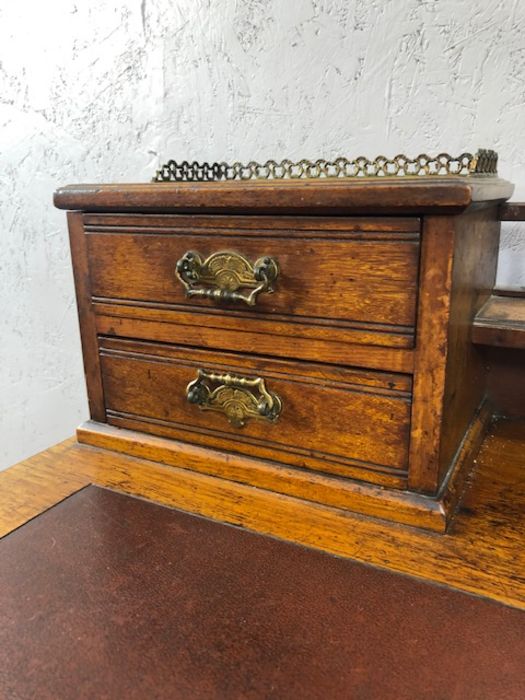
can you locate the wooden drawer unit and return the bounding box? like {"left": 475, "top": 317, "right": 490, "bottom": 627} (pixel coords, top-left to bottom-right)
{"left": 99, "top": 338, "right": 412, "bottom": 487}
{"left": 55, "top": 175, "right": 514, "bottom": 532}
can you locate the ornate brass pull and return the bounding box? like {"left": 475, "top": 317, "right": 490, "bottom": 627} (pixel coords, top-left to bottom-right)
{"left": 176, "top": 250, "right": 279, "bottom": 307}
{"left": 186, "top": 369, "right": 282, "bottom": 428}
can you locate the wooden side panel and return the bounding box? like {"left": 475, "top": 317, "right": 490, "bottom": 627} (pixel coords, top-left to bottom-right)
{"left": 408, "top": 216, "right": 455, "bottom": 493}
{"left": 485, "top": 347, "right": 525, "bottom": 418}
{"left": 409, "top": 208, "right": 501, "bottom": 494}
{"left": 67, "top": 212, "right": 106, "bottom": 421}
{"left": 98, "top": 339, "right": 412, "bottom": 482}
{"left": 438, "top": 207, "right": 500, "bottom": 481}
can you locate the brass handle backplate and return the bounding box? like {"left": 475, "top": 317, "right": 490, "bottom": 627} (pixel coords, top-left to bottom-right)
{"left": 176, "top": 250, "right": 279, "bottom": 307}
{"left": 186, "top": 369, "right": 282, "bottom": 428}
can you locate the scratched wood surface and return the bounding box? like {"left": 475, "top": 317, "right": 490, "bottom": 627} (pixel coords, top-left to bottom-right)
{"left": 99, "top": 337, "right": 411, "bottom": 480}
{"left": 53, "top": 177, "right": 514, "bottom": 215}
{"left": 86, "top": 223, "right": 420, "bottom": 329}
{"left": 1, "top": 418, "right": 524, "bottom": 609}
{"left": 473, "top": 294, "right": 525, "bottom": 349}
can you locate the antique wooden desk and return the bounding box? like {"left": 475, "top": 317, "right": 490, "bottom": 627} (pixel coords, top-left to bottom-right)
{"left": 1, "top": 166, "right": 525, "bottom": 698}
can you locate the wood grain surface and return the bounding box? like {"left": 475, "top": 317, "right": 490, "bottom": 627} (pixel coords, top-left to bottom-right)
{"left": 68, "top": 211, "right": 106, "bottom": 422}
{"left": 408, "top": 216, "right": 455, "bottom": 493}
{"left": 499, "top": 201, "right": 525, "bottom": 220}
{"left": 53, "top": 177, "right": 514, "bottom": 215}
{"left": 56, "top": 180, "right": 517, "bottom": 536}
{"left": 438, "top": 206, "right": 500, "bottom": 482}
{"left": 473, "top": 294, "right": 525, "bottom": 349}
{"left": 99, "top": 338, "right": 411, "bottom": 477}
{"left": 1, "top": 418, "right": 524, "bottom": 609}
{"left": 85, "top": 219, "right": 420, "bottom": 334}
{"left": 94, "top": 309, "right": 416, "bottom": 371}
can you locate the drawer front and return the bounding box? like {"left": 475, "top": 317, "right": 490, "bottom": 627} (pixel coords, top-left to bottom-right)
{"left": 85, "top": 215, "right": 420, "bottom": 348}
{"left": 99, "top": 339, "right": 412, "bottom": 485}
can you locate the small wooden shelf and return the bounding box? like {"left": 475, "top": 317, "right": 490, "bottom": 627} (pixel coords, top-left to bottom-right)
{"left": 473, "top": 293, "right": 525, "bottom": 349}
{"left": 499, "top": 201, "right": 525, "bottom": 221}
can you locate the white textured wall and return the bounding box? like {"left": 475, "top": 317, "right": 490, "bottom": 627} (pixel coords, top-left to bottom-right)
{"left": 1, "top": 0, "right": 524, "bottom": 469}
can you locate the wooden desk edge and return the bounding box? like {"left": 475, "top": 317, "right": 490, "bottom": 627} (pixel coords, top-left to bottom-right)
{"left": 1, "top": 418, "right": 524, "bottom": 610}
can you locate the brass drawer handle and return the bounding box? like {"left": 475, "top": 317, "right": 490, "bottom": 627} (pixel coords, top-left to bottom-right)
{"left": 186, "top": 369, "right": 282, "bottom": 427}
{"left": 176, "top": 250, "right": 279, "bottom": 307}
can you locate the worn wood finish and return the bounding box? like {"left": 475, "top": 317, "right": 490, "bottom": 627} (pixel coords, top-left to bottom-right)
{"left": 499, "top": 201, "right": 525, "bottom": 220}
{"left": 2, "top": 418, "right": 525, "bottom": 608}
{"left": 473, "top": 294, "right": 525, "bottom": 349}
{"left": 98, "top": 338, "right": 411, "bottom": 479}
{"left": 438, "top": 207, "right": 500, "bottom": 481}
{"left": 83, "top": 213, "right": 421, "bottom": 232}
{"left": 85, "top": 220, "right": 419, "bottom": 339}
{"left": 67, "top": 212, "right": 106, "bottom": 422}
{"left": 53, "top": 177, "right": 514, "bottom": 215}
{"left": 485, "top": 347, "right": 525, "bottom": 417}
{"left": 78, "top": 422, "right": 443, "bottom": 529}
{"left": 56, "top": 178, "right": 515, "bottom": 530}
{"left": 408, "top": 216, "right": 455, "bottom": 493}
{"left": 94, "top": 300, "right": 414, "bottom": 349}
{"left": 95, "top": 310, "right": 415, "bottom": 372}
{"left": 408, "top": 207, "right": 500, "bottom": 494}
{"left": 77, "top": 393, "right": 491, "bottom": 533}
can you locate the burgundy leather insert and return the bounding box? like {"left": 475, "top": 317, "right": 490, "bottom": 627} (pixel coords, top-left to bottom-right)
{"left": 1, "top": 485, "right": 524, "bottom": 699}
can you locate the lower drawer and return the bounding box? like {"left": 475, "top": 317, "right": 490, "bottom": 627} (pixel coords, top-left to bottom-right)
{"left": 99, "top": 338, "right": 412, "bottom": 487}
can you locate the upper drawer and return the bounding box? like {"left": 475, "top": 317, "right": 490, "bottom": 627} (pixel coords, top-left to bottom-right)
{"left": 84, "top": 215, "right": 420, "bottom": 347}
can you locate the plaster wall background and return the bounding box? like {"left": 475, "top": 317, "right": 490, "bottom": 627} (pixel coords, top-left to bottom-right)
{"left": 1, "top": 0, "right": 524, "bottom": 469}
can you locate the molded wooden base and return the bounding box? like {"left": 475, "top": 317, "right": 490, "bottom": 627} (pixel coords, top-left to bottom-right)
{"left": 76, "top": 399, "right": 492, "bottom": 533}
{"left": 2, "top": 418, "right": 525, "bottom": 608}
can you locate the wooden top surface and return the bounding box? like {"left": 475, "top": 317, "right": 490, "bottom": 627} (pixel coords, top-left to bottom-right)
{"left": 53, "top": 176, "right": 514, "bottom": 215}
{"left": 473, "top": 293, "right": 525, "bottom": 349}
{"left": 500, "top": 201, "right": 525, "bottom": 220}
{"left": 2, "top": 484, "right": 524, "bottom": 700}
{"left": 1, "top": 418, "right": 524, "bottom": 610}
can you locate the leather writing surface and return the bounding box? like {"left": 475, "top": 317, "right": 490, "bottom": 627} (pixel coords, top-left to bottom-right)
{"left": 1, "top": 485, "right": 524, "bottom": 699}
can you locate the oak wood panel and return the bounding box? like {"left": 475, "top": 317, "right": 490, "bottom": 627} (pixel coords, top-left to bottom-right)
{"left": 408, "top": 216, "right": 455, "bottom": 493}
{"left": 57, "top": 179, "right": 516, "bottom": 523}
{"left": 93, "top": 300, "right": 414, "bottom": 349}
{"left": 53, "top": 177, "right": 514, "bottom": 215}
{"left": 2, "top": 418, "right": 525, "bottom": 608}
{"left": 473, "top": 294, "right": 525, "bottom": 349}
{"left": 85, "top": 228, "right": 420, "bottom": 332}
{"left": 84, "top": 213, "right": 421, "bottom": 233}
{"left": 485, "top": 347, "right": 525, "bottom": 417}
{"left": 104, "top": 415, "right": 407, "bottom": 489}
{"left": 95, "top": 314, "right": 416, "bottom": 372}
{"left": 67, "top": 212, "right": 106, "bottom": 422}
{"left": 80, "top": 391, "right": 489, "bottom": 532}
{"left": 79, "top": 424, "right": 421, "bottom": 524}
{"left": 438, "top": 207, "right": 500, "bottom": 481}
{"left": 78, "top": 391, "right": 490, "bottom": 532}
{"left": 100, "top": 339, "right": 413, "bottom": 392}
{"left": 99, "top": 338, "right": 411, "bottom": 477}
{"left": 499, "top": 201, "right": 525, "bottom": 220}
